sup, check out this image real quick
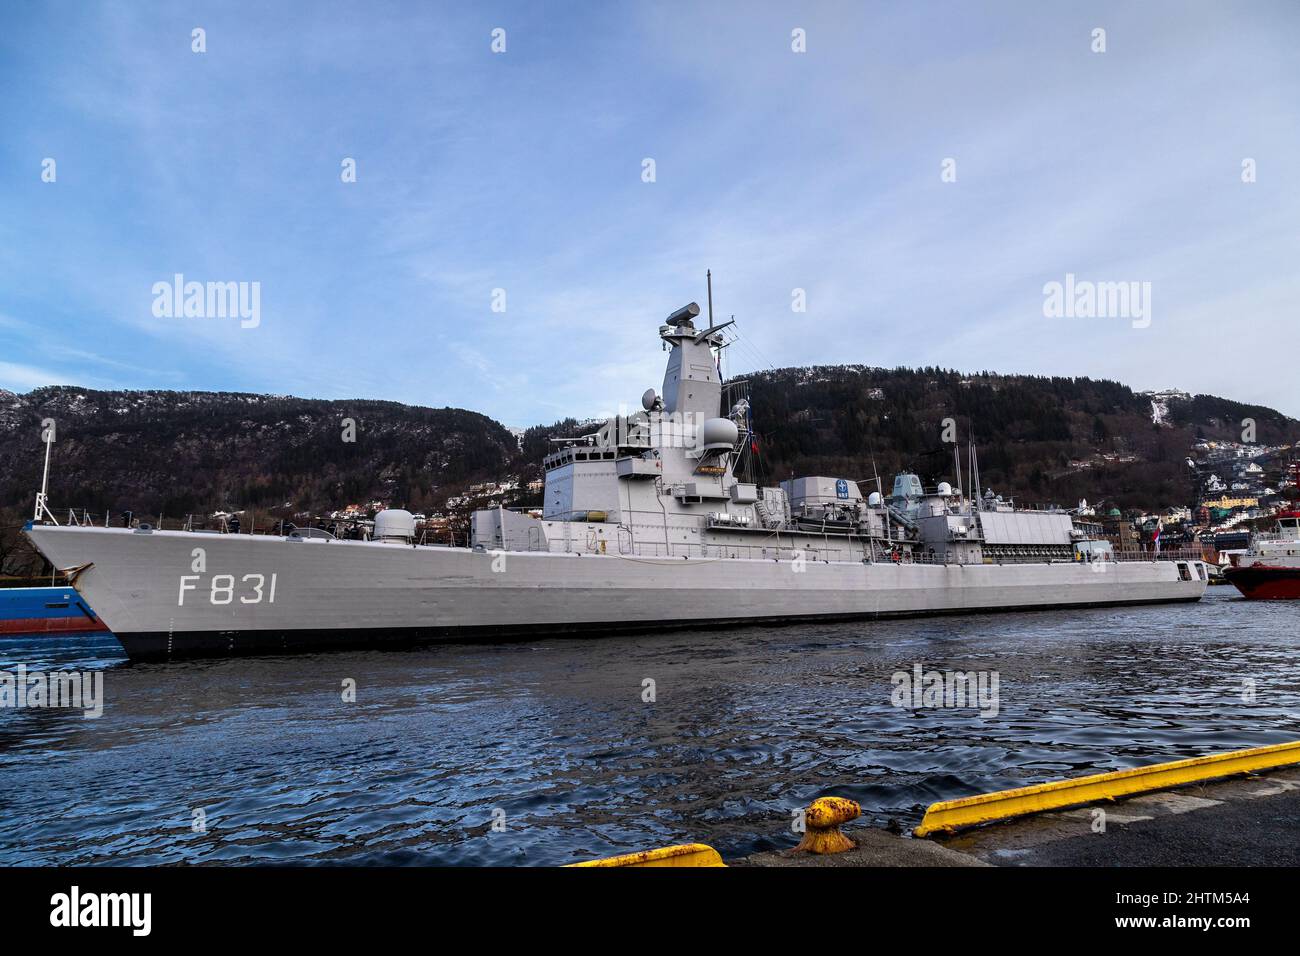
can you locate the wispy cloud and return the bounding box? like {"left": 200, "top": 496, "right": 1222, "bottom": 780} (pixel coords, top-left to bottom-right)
{"left": 0, "top": 360, "right": 77, "bottom": 390}
{"left": 1, "top": 1, "right": 1297, "bottom": 423}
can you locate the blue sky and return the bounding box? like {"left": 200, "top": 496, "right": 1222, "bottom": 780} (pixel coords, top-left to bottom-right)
{"left": 2, "top": 1, "right": 1298, "bottom": 426}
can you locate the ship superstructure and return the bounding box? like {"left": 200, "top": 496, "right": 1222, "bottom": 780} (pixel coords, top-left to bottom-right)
{"left": 24, "top": 298, "right": 1207, "bottom": 660}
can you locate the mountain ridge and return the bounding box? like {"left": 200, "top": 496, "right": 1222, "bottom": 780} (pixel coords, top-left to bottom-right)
{"left": 1, "top": 368, "right": 1296, "bottom": 523}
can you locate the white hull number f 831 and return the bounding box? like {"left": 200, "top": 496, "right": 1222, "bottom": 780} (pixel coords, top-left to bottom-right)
{"left": 178, "top": 573, "right": 278, "bottom": 606}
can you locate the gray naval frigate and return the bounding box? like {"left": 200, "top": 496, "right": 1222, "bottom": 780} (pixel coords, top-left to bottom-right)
{"left": 24, "top": 300, "right": 1207, "bottom": 660}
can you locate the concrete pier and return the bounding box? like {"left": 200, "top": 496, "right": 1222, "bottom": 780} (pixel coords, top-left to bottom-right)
{"left": 738, "top": 767, "right": 1300, "bottom": 867}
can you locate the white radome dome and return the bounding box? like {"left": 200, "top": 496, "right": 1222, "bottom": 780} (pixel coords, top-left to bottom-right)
{"left": 373, "top": 509, "right": 416, "bottom": 542}
{"left": 700, "top": 417, "right": 739, "bottom": 452}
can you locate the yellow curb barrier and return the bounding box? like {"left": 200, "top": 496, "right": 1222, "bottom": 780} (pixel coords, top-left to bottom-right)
{"left": 795, "top": 796, "right": 861, "bottom": 854}
{"left": 915, "top": 739, "right": 1300, "bottom": 837}
{"left": 567, "top": 843, "right": 725, "bottom": 867}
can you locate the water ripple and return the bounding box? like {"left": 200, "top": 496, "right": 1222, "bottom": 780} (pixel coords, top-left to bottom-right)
{"left": 0, "top": 589, "right": 1297, "bottom": 865}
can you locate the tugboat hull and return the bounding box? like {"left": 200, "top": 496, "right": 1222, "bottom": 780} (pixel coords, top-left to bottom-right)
{"left": 1224, "top": 565, "right": 1300, "bottom": 600}
{"left": 0, "top": 586, "right": 109, "bottom": 635}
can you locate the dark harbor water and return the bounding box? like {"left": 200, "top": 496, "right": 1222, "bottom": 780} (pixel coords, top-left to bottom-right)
{"left": 1, "top": 588, "right": 1297, "bottom": 866}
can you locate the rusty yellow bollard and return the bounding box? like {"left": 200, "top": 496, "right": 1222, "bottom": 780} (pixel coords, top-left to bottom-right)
{"left": 567, "top": 843, "right": 724, "bottom": 867}
{"left": 795, "top": 796, "right": 861, "bottom": 854}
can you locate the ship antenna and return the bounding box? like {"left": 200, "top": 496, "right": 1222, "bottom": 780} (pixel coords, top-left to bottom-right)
{"left": 706, "top": 269, "right": 714, "bottom": 328}
{"left": 872, "top": 453, "right": 893, "bottom": 550}
{"left": 33, "top": 418, "right": 59, "bottom": 525}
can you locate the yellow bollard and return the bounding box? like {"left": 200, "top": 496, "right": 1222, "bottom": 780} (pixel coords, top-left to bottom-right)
{"left": 914, "top": 739, "right": 1300, "bottom": 837}
{"left": 568, "top": 843, "right": 725, "bottom": 867}
{"left": 795, "top": 796, "right": 861, "bottom": 854}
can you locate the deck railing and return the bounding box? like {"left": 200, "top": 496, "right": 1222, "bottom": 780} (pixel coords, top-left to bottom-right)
{"left": 1111, "top": 548, "right": 1206, "bottom": 563}
{"left": 46, "top": 506, "right": 1210, "bottom": 568}
{"left": 593, "top": 538, "right": 1207, "bottom": 566}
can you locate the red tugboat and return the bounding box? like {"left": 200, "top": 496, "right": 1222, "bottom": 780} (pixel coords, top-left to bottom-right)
{"left": 1224, "top": 510, "right": 1300, "bottom": 599}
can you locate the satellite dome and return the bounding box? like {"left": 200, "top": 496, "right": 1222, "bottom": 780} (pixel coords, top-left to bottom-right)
{"left": 867, "top": 491, "right": 883, "bottom": 507}
{"left": 699, "top": 417, "right": 739, "bottom": 452}
{"left": 937, "top": 481, "right": 953, "bottom": 496}
{"left": 373, "top": 509, "right": 416, "bottom": 543}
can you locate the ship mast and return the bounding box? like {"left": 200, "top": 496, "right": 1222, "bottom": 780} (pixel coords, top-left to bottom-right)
{"left": 33, "top": 418, "right": 58, "bottom": 524}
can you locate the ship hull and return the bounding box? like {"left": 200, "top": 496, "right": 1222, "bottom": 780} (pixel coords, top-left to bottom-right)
{"left": 25, "top": 525, "right": 1208, "bottom": 661}
{"left": 0, "top": 586, "right": 109, "bottom": 635}
{"left": 1224, "top": 565, "right": 1300, "bottom": 600}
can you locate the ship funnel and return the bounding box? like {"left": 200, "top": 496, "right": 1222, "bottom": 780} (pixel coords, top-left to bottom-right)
{"left": 665, "top": 302, "right": 700, "bottom": 328}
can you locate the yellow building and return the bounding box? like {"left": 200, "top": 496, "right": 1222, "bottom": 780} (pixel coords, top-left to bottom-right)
{"left": 1204, "top": 494, "right": 1258, "bottom": 510}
